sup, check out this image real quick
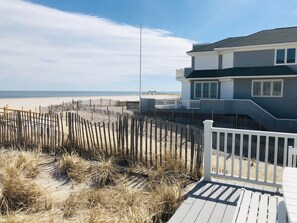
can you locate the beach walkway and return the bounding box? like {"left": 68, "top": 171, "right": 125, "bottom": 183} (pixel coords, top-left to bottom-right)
{"left": 169, "top": 178, "right": 284, "bottom": 223}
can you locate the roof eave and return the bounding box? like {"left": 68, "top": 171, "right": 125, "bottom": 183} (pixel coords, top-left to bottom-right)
{"left": 214, "top": 42, "right": 297, "bottom": 52}
{"left": 186, "top": 74, "right": 297, "bottom": 80}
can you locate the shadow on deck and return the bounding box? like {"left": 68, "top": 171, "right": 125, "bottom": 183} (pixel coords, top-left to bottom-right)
{"left": 169, "top": 178, "right": 283, "bottom": 223}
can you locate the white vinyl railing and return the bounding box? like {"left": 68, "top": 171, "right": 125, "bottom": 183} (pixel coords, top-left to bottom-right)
{"left": 188, "top": 100, "right": 201, "bottom": 109}
{"left": 155, "top": 99, "right": 182, "bottom": 109}
{"left": 203, "top": 120, "right": 297, "bottom": 188}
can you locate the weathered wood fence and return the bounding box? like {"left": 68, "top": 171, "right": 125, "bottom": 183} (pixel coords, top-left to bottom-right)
{"left": 66, "top": 112, "right": 204, "bottom": 179}
{"left": 0, "top": 109, "right": 203, "bottom": 179}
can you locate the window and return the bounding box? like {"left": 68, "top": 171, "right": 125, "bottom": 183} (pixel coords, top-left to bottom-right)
{"left": 194, "top": 83, "right": 201, "bottom": 98}
{"left": 202, "top": 83, "right": 209, "bottom": 98}
{"left": 194, "top": 81, "right": 218, "bottom": 99}
{"left": 276, "top": 48, "right": 296, "bottom": 64}
{"left": 253, "top": 81, "right": 261, "bottom": 96}
{"left": 210, "top": 83, "right": 217, "bottom": 98}
{"left": 252, "top": 80, "right": 283, "bottom": 97}
{"left": 287, "top": 48, "right": 296, "bottom": 63}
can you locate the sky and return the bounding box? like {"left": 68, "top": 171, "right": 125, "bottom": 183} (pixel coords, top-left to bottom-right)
{"left": 1, "top": 0, "right": 297, "bottom": 91}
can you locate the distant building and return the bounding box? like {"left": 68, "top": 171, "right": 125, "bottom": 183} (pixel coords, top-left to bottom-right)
{"left": 176, "top": 27, "right": 297, "bottom": 131}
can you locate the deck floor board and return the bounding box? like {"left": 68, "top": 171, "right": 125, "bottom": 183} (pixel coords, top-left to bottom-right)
{"left": 169, "top": 178, "right": 284, "bottom": 223}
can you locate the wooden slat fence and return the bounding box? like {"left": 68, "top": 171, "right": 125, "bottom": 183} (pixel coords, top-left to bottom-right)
{"left": 0, "top": 108, "right": 64, "bottom": 153}
{"left": 66, "top": 112, "right": 204, "bottom": 179}
{"left": 0, "top": 109, "right": 203, "bottom": 180}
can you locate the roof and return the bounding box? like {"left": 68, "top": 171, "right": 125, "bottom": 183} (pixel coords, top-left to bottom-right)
{"left": 186, "top": 66, "right": 297, "bottom": 79}
{"left": 189, "top": 27, "right": 297, "bottom": 53}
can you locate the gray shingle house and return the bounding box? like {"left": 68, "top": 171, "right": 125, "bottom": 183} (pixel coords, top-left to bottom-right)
{"left": 177, "top": 27, "right": 297, "bottom": 130}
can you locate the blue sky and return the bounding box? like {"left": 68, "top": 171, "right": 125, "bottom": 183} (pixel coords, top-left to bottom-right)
{"left": 1, "top": 0, "right": 297, "bottom": 91}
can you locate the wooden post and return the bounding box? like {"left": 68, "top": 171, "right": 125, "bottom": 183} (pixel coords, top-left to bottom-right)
{"left": 107, "top": 122, "right": 112, "bottom": 155}
{"left": 154, "top": 120, "right": 158, "bottom": 165}
{"left": 112, "top": 122, "right": 116, "bottom": 155}
{"left": 94, "top": 122, "right": 100, "bottom": 150}
{"left": 203, "top": 120, "right": 213, "bottom": 181}
{"left": 170, "top": 122, "right": 173, "bottom": 154}
{"left": 68, "top": 113, "right": 72, "bottom": 146}
{"left": 149, "top": 120, "right": 153, "bottom": 166}
{"left": 139, "top": 118, "right": 143, "bottom": 162}
{"left": 103, "top": 122, "right": 108, "bottom": 155}
{"left": 98, "top": 122, "right": 103, "bottom": 151}
{"left": 84, "top": 119, "right": 90, "bottom": 155}
{"left": 130, "top": 118, "right": 135, "bottom": 159}
{"left": 185, "top": 125, "right": 189, "bottom": 171}
{"left": 17, "top": 111, "right": 22, "bottom": 145}
{"left": 179, "top": 126, "right": 183, "bottom": 164}
{"left": 190, "top": 128, "right": 195, "bottom": 176}
{"left": 135, "top": 119, "right": 139, "bottom": 161}
{"left": 175, "top": 124, "right": 178, "bottom": 159}
{"left": 145, "top": 117, "right": 148, "bottom": 165}
{"left": 164, "top": 121, "right": 168, "bottom": 157}
{"left": 159, "top": 121, "right": 162, "bottom": 165}
{"left": 125, "top": 117, "right": 129, "bottom": 156}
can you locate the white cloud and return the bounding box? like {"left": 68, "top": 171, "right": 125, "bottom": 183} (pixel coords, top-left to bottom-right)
{"left": 0, "top": 0, "right": 192, "bottom": 91}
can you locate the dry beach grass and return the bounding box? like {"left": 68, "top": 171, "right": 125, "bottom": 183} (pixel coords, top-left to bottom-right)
{"left": 0, "top": 148, "right": 187, "bottom": 222}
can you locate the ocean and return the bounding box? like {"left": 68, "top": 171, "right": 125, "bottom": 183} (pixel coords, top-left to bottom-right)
{"left": 0, "top": 91, "right": 180, "bottom": 99}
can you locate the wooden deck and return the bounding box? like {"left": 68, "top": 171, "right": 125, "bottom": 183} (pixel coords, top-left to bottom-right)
{"left": 169, "top": 178, "right": 284, "bottom": 223}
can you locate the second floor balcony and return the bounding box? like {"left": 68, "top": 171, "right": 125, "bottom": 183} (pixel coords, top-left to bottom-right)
{"left": 176, "top": 67, "right": 193, "bottom": 81}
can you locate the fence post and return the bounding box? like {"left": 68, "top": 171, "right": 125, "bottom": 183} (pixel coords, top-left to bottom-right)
{"left": 17, "top": 111, "right": 22, "bottom": 144}
{"left": 203, "top": 120, "right": 213, "bottom": 181}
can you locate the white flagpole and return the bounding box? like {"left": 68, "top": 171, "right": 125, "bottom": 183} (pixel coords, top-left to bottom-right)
{"left": 139, "top": 23, "right": 142, "bottom": 112}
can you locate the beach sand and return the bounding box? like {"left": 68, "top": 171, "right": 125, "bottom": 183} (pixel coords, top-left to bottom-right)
{"left": 0, "top": 94, "right": 179, "bottom": 112}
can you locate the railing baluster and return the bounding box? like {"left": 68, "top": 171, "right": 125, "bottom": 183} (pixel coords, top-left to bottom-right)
{"left": 264, "top": 136, "right": 269, "bottom": 182}
{"left": 239, "top": 134, "right": 243, "bottom": 178}
{"left": 216, "top": 132, "right": 219, "bottom": 175}
{"left": 273, "top": 137, "right": 278, "bottom": 184}
{"left": 247, "top": 134, "right": 251, "bottom": 180}
{"left": 224, "top": 132, "right": 227, "bottom": 176}
{"left": 283, "top": 137, "right": 288, "bottom": 168}
{"left": 256, "top": 135, "right": 260, "bottom": 181}
{"left": 231, "top": 133, "right": 235, "bottom": 177}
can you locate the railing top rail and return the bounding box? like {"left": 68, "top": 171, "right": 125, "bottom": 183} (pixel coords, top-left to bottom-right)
{"left": 212, "top": 126, "right": 297, "bottom": 138}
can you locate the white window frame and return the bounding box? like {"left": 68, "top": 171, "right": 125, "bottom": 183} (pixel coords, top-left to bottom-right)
{"left": 275, "top": 48, "right": 297, "bottom": 65}
{"left": 251, "top": 79, "right": 283, "bottom": 97}
{"left": 194, "top": 81, "right": 218, "bottom": 99}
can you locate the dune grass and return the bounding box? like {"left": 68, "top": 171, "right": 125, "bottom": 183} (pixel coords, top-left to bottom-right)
{"left": 63, "top": 182, "right": 182, "bottom": 223}
{"left": 0, "top": 166, "right": 51, "bottom": 214}
{"left": 58, "top": 152, "right": 91, "bottom": 182}
{"left": 91, "top": 157, "right": 120, "bottom": 188}
{"left": 0, "top": 148, "right": 187, "bottom": 222}
{"left": 147, "top": 154, "right": 189, "bottom": 188}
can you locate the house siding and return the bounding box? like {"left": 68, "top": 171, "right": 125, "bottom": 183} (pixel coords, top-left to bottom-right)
{"left": 234, "top": 77, "right": 297, "bottom": 119}
{"left": 234, "top": 50, "right": 275, "bottom": 67}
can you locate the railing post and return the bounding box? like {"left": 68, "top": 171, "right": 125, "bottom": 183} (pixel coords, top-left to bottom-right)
{"left": 203, "top": 120, "right": 213, "bottom": 181}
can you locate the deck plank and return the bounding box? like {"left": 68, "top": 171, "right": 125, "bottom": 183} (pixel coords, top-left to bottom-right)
{"left": 268, "top": 196, "right": 277, "bottom": 223}
{"left": 181, "top": 183, "right": 219, "bottom": 223}
{"left": 194, "top": 183, "right": 226, "bottom": 222}
{"left": 258, "top": 194, "right": 268, "bottom": 222}
{"left": 168, "top": 181, "right": 207, "bottom": 223}
{"left": 168, "top": 178, "right": 285, "bottom": 223}
{"left": 232, "top": 189, "right": 252, "bottom": 223}
{"left": 221, "top": 187, "right": 242, "bottom": 223}
{"left": 247, "top": 192, "right": 260, "bottom": 222}
{"left": 207, "top": 185, "right": 235, "bottom": 223}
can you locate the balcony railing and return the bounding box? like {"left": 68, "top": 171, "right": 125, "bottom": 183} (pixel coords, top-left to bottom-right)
{"left": 155, "top": 99, "right": 182, "bottom": 109}
{"left": 187, "top": 99, "right": 201, "bottom": 109}
{"left": 176, "top": 67, "right": 193, "bottom": 81}
{"left": 203, "top": 120, "right": 297, "bottom": 187}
